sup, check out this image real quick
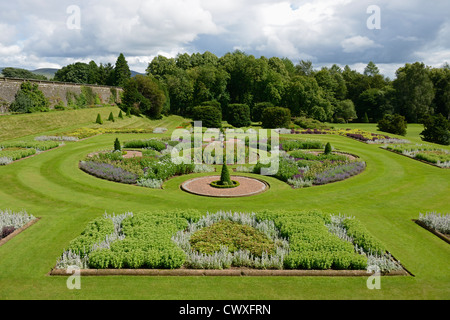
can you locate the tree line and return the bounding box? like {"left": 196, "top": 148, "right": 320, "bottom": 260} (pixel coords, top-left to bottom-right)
{"left": 142, "top": 51, "right": 449, "bottom": 124}
{"left": 5, "top": 51, "right": 449, "bottom": 125}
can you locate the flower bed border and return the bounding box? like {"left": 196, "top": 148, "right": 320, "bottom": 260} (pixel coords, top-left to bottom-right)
{"left": 382, "top": 148, "right": 449, "bottom": 169}
{"left": 48, "top": 267, "right": 410, "bottom": 277}
{"left": 0, "top": 218, "right": 40, "bottom": 247}
{"left": 413, "top": 219, "right": 450, "bottom": 244}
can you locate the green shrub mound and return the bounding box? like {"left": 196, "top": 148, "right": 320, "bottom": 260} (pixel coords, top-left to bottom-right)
{"left": 210, "top": 180, "right": 240, "bottom": 188}
{"left": 56, "top": 209, "right": 398, "bottom": 272}
{"left": 190, "top": 220, "right": 275, "bottom": 256}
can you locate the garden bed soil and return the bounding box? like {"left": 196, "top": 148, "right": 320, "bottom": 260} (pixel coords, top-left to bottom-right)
{"left": 181, "top": 175, "right": 269, "bottom": 198}
{"left": 0, "top": 218, "right": 39, "bottom": 247}
{"left": 49, "top": 267, "right": 410, "bottom": 277}
{"left": 414, "top": 220, "right": 450, "bottom": 244}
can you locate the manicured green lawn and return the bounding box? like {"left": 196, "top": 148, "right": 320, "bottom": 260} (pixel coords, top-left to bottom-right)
{"left": 0, "top": 112, "right": 449, "bottom": 300}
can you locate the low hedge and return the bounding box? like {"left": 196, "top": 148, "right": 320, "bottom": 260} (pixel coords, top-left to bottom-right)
{"left": 210, "top": 180, "right": 240, "bottom": 188}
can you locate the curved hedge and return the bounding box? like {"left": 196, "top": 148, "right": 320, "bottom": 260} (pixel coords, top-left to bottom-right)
{"left": 210, "top": 180, "right": 240, "bottom": 188}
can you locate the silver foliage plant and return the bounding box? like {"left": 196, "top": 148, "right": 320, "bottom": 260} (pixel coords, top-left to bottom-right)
{"left": 419, "top": 212, "right": 450, "bottom": 234}
{"left": 34, "top": 136, "right": 78, "bottom": 142}
{"left": 0, "top": 157, "right": 13, "bottom": 166}
{"left": 193, "top": 164, "right": 216, "bottom": 173}
{"left": 0, "top": 209, "right": 36, "bottom": 230}
{"left": 55, "top": 212, "right": 133, "bottom": 269}
{"left": 172, "top": 211, "right": 290, "bottom": 270}
{"left": 137, "top": 178, "right": 164, "bottom": 189}
{"left": 326, "top": 214, "right": 402, "bottom": 272}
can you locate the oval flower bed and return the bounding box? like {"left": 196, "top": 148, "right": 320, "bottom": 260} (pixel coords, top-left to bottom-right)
{"left": 80, "top": 138, "right": 365, "bottom": 190}
{"left": 54, "top": 209, "right": 405, "bottom": 275}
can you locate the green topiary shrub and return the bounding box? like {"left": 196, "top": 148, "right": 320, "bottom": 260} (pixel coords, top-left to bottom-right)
{"left": 227, "top": 104, "right": 251, "bottom": 128}
{"left": 261, "top": 107, "right": 291, "bottom": 129}
{"left": 420, "top": 114, "right": 450, "bottom": 146}
{"left": 192, "top": 106, "right": 222, "bottom": 128}
{"left": 108, "top": 112, "right": 115, "bottom": 122}
{"left": 324, "top": 142, "right": 332, "bottom": 155}
{"left": 220, "top": 163, "right": 232, "bottom": 186}
{"left": 252, "top": 102, "right": 274, "bottom": 122}
{"left": 377, "top": 114, "right": 407, "bottom": 136}
{"left": 114, "top": 138, "right": 121, "bottom": 152}
{"left": 118, "top": 110, "right": 124, "bottom": 119}
{"left": 96, "top": 113, "right": 103, "bottom": 125}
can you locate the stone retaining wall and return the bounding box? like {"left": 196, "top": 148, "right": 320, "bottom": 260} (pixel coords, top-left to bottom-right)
{"left": 0, "top": 77, "right": 123, "bottom": 112}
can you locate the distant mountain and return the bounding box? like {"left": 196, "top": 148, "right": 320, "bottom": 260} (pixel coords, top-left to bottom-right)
{"left": 31, "top": 68, "right": 59, "bottom": 79}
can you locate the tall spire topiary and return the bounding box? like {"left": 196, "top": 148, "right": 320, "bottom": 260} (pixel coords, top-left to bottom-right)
{"left": 114, "top": 138, "right": 121, "bottom": 152}
{"left": 219, "top": 163, "right": 232, "bottom": 186}
{"left": 108, "top": 112, "right": 115, "bottom": 122}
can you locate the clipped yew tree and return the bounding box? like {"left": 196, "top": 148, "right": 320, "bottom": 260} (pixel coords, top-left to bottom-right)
{"left": 192, "top": 106, "right": 222, "bottom": 128}
{"left": 377, "top": 114, "right": 407, "bottom": 136}
{"left": 252, "top": 102, "right": 274, "bottom": 122}
{"left": 227, "top": 104, "right": 251, "bottom": 128}
{"left": 96, "top": 113, "right": 103, "bottom": 124}
{"left": 261, "top": 107, "right": 291, "bottom": 129}
{"left": 114, "top": 138, "right": 121, "bottom": 152}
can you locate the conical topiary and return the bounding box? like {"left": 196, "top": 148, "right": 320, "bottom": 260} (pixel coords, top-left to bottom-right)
{"left": 126, "top": 108, "right": 131, "bottom": 117}
{"left": 219, "top": 163, "right": 233, "bottom": 186}
{"left": 324, "top": 142, "right": 332, "bottom": 155}
{"left": 108, "top": 112, "right": 115, "bottom": 122}
{"left": 114, "top": 138, "right": 121, "bottom": 152}
{"left": 96, "top": 113, "right": 103, "bottom": 125}
{"left": 118, "top": 110, "right": 124, "bottom": 119}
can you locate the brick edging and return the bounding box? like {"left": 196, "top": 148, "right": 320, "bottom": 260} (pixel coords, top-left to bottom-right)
{"left": 414, "top": 219, "right": 450, "bottom": 244}
{"left": 49, "top": 268, "right": 409, "bottom": 277}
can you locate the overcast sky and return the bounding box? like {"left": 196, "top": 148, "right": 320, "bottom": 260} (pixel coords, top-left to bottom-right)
{"left": 1, "top": 0, "right": 449, "bottom": 78}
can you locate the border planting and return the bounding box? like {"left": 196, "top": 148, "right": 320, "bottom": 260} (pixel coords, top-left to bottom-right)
{"left": 52, "top": 209, "right": 406, "bottom": 276}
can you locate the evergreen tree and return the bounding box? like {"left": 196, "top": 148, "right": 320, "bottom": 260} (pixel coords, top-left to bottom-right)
{"left": 219, "top": 163, "right": 233, "bottom": 186}
{"left": 114, "top": 138, "right": 121, "bottom": 151}
{"left": 96, "top": 113, "right": 103, "bottom": 124}
{"left": 118, "top": 110, "right": 124, "bottom": 119}
{"left": 126, "top": 108, "right": 131, "bottom": 117}
{"left": 108, "top": 112, "right": 115, "bottom": 122}
{"left": 114, "top": 53, "right": 131, "bottom": 87}
{"left": 324, "top": 143, "right": 332, "bottom": 155}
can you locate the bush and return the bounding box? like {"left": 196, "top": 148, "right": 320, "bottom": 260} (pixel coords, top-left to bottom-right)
{"left": 262, "top": 107, "right": 291, "bottom": 129}
{"left": 324, "top": 143, "right": 332, "bottom": 155}
{"left": 420, "top": 114, "right": 450, "bottom": 146}
{"left": 252, "top": 102, "right": 274, "bottom": 122}
{"left": 121, "top": 75, "right": 166, "bottom": 119}
{"left": 192, "top": 106, "right": 222, "bottom": 128}
{"left": 114, "top": 138, "right": 121, "bottom": 152}
{"left": 108, "top": 112, "right": 115, "bottom": 122}
{"left": 219, "top": 164, "right": 233, "bottom": 185}
{"left": 293, "top": 116, "right": 330, "bottom": 130}
{"left": 227, "top": 104, "right": 251, "bottom": 128}
{"left": 96, "top": 113, "right": 103, "bottom": 125}
{"left": 123, "top": 139, "right": 167, "bottom": 151}
{"left": 377, "top": 114, "right": 407, "bottom": 136}
{"left": 118, "top": 110, "right": 124, "bottom": 119}
{"left": 9, "top": 82, "right": 50, "bottom": 113}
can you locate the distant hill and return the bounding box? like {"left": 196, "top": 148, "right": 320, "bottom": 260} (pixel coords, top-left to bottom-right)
{"left": 31, "top": 68, "right": 59, "bottom": 79}
{"left": 1, "top": 67, "right": 144, "bottom": 81}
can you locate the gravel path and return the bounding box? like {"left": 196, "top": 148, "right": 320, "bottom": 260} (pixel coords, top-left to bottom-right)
{"left": 181, "top": 175, "right": 268, "bottom": 198}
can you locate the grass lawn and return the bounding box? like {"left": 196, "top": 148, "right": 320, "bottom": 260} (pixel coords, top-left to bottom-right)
{"left": 0, "top": 109, "right": 449, "bottom": 300}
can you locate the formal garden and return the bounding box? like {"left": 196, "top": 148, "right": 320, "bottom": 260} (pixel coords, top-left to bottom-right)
{"left": 0, "top": 106, "right": 448, "bottom": 300}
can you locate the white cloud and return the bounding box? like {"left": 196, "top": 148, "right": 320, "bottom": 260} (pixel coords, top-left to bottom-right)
{"left": 341, "top": 36, "right": 382, "bottom": 53}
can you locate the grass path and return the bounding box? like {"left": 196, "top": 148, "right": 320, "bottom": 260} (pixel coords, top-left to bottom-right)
{"left": 0, "top": 121, "right": 449, "bottom": 299}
